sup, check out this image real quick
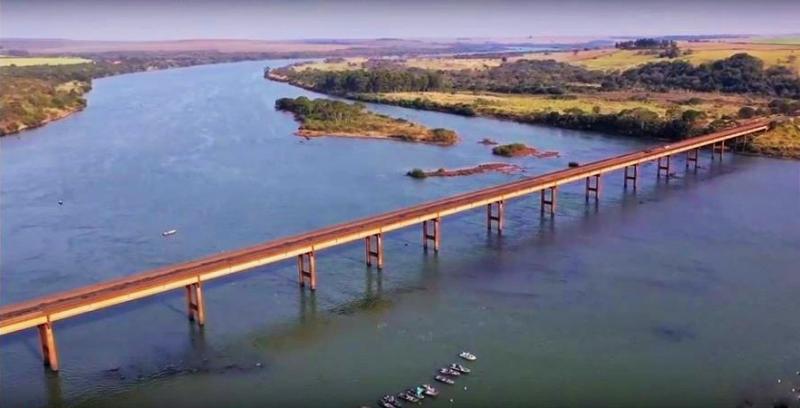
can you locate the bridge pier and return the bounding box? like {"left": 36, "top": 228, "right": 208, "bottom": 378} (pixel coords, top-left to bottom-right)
{"left": 623, "top": 164, "right": 638, "bottom": 190}
{"left": 657, "top": 155, "right": 671, "bottom": 178}
{"left": 585, "top": 174, "right": 601, "bottom": 201}
{"left": 487, "top": 201, "right": 504, "bottom": 232}
{"left": 37, "top": 322, "right": 59, "bottom": 371}
{"left": 686, "top": 148, "right": 699, "bottom": 171}
{"left": 297, "top": 251, "right": 317, "bottom": 290}
{"left": 711, "top": 140, "right": 725, "bottom": 161}
{"left": 540, "top": 186, "right": 557, "bottom": 216}
{"left": 185, "top": 282, "right": 206, "bottom": 326}
{"left": 365, "top": 233, "right": 384, "bottom": 269}
{"left": 422, "top": 218, "right": 441, "bottom": 252}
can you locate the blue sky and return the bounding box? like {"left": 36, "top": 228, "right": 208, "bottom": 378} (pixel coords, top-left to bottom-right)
{"left": 2, "top": 0, "right": 799, "bottom": 41}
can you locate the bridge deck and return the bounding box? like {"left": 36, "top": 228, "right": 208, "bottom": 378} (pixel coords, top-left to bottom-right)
{"left": 0, "top": 121, "right": 769, "bottom": 336}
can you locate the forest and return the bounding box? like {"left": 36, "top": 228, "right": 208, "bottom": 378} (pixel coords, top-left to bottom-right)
{"left": 275, "top": 53, "right": 800, "bottom": 99}
{"left": 275, "top": 96, "right": 458, "bottom": 145}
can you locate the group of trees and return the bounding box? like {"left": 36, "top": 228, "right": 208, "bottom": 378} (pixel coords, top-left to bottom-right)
{"left": 277, "top": 59, "right": 603, "bottom": 96}
{"left": 275, "top": 96, "right": 368, "bottom": 122}
{"left": 0, "top": 66, "right": 92, "bottom": 135}
{"left": 281, "top": 53, "right": 800, "bottom": 100}
{"left": 615, "top": 38, "right": 678, "bottom": 50}
{"left": 605, "top": 53, "right": 800, "bottom": 98}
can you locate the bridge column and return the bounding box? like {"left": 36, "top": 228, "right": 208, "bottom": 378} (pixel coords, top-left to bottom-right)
{"left": 585, "top": 174, "right": 601, "bottom": 201}
{"left": 422, "top": 217, "right": 441, "bottom": 252}
{"left": 185, "top": 282, "right": 206, "bottom": 326}
{"left": 657, "top": 155, "right": 671, "bottom": 178}
{"left": 624, "top": 164, "right": 639, "bottom": 190}
{"left": 711, "top": 141, "right": 725, "bottom": 161}
{"left": 297, "top": 251, "right": 317, "bottom": 290}
{"left": 37, "top": 322, "right": 59, "bottom": 371}
{"left": 686, "top": 148, "right": 699, "bottom": 171}
{"left": 540, "top": 186, "right": 557, "bottom": 216}
{"left": 487, "top": 200, "right": 504, "bottom": 232}
{"left": 365, "top": 233, "right": 384, "bottom": 269}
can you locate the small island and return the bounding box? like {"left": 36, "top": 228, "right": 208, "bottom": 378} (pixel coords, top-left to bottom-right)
{"left": 275, "top": 96, "right": 458, "bottom": 145}
{"left": 492, "top": 143, "right": 559, "bottom": 158}
{"left": 406, "top": 162, "right": 523, "bottom": 178}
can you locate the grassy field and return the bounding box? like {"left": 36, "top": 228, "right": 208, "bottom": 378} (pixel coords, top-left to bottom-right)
{"left": 527, "top": 42, "right": 800, "bottom": 72}
{"left": 747, "top": 119, "right": 800, "bottom": 159}
{"left": 375, "top": 90, "right": 759, "bottom": 119}
{"left": 293, "top": 57, "right": 368, "bottom": 71}
{"left": 0, "top": 56, "right": 91, "bottom": 67}
{"left": 289, "top": 41, "right": 800, "bottom": 75}
{"left": 750, "top": 36, "right": 800, "bottom": 45}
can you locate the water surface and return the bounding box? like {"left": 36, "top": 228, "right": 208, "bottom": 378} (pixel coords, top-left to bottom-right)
{"left": 1, "top": 60, "right": 799, "bottom": 408}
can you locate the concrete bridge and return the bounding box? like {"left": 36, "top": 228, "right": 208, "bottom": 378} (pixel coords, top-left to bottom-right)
{"left": 0, "top": 120, "right": 769, "bottom": 371}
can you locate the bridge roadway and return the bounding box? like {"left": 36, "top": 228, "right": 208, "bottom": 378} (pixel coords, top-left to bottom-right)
{"left": 0, "top": 120, "right": 769, "bottom": 371}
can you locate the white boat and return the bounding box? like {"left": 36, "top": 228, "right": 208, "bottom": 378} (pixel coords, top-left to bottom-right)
{"left": 459, "top": 351, "right": 477, "bottom": 361}
{"left": 161, "top": 229, "right": 177, "bottom": 237}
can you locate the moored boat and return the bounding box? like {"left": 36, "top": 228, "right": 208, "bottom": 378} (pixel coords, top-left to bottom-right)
{"left": 439, "top": 367, "right": 461, "bottom": 377}
{"left": 397, "top": 391, "right": 419, "bottom": 403}
{"left": 459, "top": 351, "right": 477, "bottom": 361}
{"left": 449, "top": 363, "right": 471, "bottom": 374}
{"left": 434, "top": 375, "right": 455, "bottom": 385}
{"left": 380, "top": 395, "right": 400, "bottom": 407}
{"left": 421, "top": 384, "right": 439, "bottom": 397}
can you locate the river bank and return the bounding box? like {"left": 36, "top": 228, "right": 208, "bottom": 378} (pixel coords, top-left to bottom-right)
{"left": 276, "top": 96, "right": 458, "bottom": 145}
{"left": 268, "top": 53, "right": 800, "bottom": 159}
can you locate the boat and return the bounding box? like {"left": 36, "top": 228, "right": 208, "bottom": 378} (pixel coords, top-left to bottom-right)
{"left": 421, "top": 384, "right": 439, "bottom": 397}
{"left": 161, "top": 229, "right": 177, "bottom": 237}
{"left": 408, "top": 387, "right": 425, "bottom": 400}
{"left": 379, "top": 395, "right": 400, "bottom": 407}
{"left": 434, "top": 375, "right": 455, "bottom": 385}
{"left": 449, "top": 363, "right": 471, "bottom": 374}
{"left": 439, "top": 367, "right": 461, "bottom": 377}
{"left": 397, "top": 392, "right": 419, "bottom": 403}
{"left": 459, "top": 351, "right": 477, "bottom": 361}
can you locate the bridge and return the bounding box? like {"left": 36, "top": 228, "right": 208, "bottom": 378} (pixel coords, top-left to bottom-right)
{"left": 0, "top": 120, "right": 769, "bottom": 371}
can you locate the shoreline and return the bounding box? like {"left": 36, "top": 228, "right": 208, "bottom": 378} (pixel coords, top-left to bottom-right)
{"left": 296, "top": 128, "right": 455, "bottom": 146}
{"left": 266, "top": 75, "right": 798, "bottom": 160}
{"left": 409, "top": 162, "right": 524, "bottom": 178}
{"left": 1, "top": 105, "right": 86, "bottom": 137}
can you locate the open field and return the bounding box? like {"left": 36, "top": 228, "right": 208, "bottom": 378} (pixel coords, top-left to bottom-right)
{"left": 374, "top": 90, "right": 759, "bottom": 119}
{"left": 0, "top": 56, "right": 91, "bottom": 67}
{"left": 523, "top": 41, "right": 800, "bottom": 72}
{"left": 287, "top": 41, "right": 800, "bottom": 74}
{"left": 750, "top": 36, "right": 800, "bottom": 45}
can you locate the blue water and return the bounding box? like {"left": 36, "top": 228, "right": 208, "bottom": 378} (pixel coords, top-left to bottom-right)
{"left": 1, "top": 60, "right": 799, "bottom": 408}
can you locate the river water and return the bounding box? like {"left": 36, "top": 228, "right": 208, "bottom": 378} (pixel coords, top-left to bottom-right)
{"left": 1, "top": 60, "right": 799, "bottom": 408}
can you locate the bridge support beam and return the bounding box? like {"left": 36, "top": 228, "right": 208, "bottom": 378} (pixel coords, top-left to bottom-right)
{"left": 540, "top": 186, "right": 557, "bottom": 216}
{"left": 297, "top": 251, "right": 317, "bottom": 290}
{"left": 711, "top": 141, "right": 725, "bottom": 161}
{"left": 624, "top": 164, "right": 638, "bottom": 190}
{"left": 487, "top": 200, "right": 504, "bottom": 233}
{"left": 585, "top": 174, "right": 601, "bottom": 201}
{"left": 365, "top": 233, "right": 384, "bottom": 269}
{"left": 686, "top": 148, "right": 699, "bottom": 171}
{"left": 422, "top": 217, "right": 441, "bottom": 252}
{"left": 185, "top": 282, "right": 205, "bottom": 326}
{"left": 37, "top": 322, "right": 59, "bottom": 371}
{"left": 657, "top": 155, "right": 671, "bottom": 178}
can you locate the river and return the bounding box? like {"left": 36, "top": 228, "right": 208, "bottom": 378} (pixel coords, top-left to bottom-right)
{"left": 1, "top": 60, "right": 799, "bottom": 408}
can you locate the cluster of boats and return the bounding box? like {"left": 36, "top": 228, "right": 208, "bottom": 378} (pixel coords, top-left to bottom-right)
{"left": 374, "top": 352, "right": 477, "bottom": 408}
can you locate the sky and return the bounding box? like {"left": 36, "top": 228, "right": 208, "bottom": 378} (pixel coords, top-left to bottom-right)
{"left": 1, "top": 0, "right": 799, "bottom": 41}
